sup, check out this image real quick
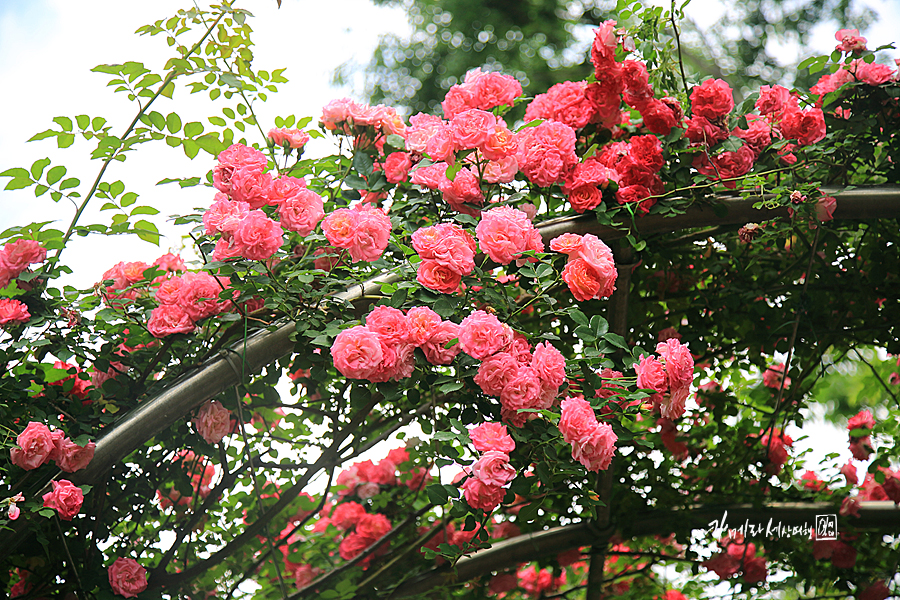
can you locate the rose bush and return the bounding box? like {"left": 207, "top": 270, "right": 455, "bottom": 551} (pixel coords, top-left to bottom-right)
{"left": 1, "top": 3, "right": 899, "bottom": 599}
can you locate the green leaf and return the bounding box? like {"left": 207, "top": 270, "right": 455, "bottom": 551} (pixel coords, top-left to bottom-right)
{"left": 568, "top": 307, "right": 589, "bottom": 327}
{"left": 75, "top": 114, "right": 90, "bottom": 130}
{"left": 183, "top": 121, "right": 204, "bottom": 138}
{"left": 208, "top": 116, "right": 226, "bottom": 126}
{"left": 426, "top": 484, "right": 450, "bottom": 505}
{"left": 92, "top": 117, "right": 107, "bottom": 131}
{"left": 59, "top": 178, "right": 80, "bottom": 190}
{"left": 57, "top": 133, "right": 76, "bottom": 148}
{"left": 148, "top": 110, "right": 165, "bottom": 130}
{"left": 4, "top": 178, "right": 33, "bottom": 191}
{"left": 53, "top": 116, "right": 73, "bottom": 131}
{"left": 120, "top": 192, "right": 138, "bottom": 207}
{"left": 219, "top": 73, "right": 244, "bottom": 89}
{"left": 130, "top": 206, "right": 159, "bottom": 216}
{"left": 182, "top": 139, "right": 199, "bottom": 159}
{"left": 30, "top": 158, "right": 51, "bottom": 180}
{"left": 166, "top": 112, "right": 182, "bottom": 134}
{"left": 1, "top": 168, "right": 30, "bottom": 179}
{"left": 46, "top": 165, "right": 67, "bottom": 185}
{"left": 134, "top": 220, "right": 160, "bottom": 245}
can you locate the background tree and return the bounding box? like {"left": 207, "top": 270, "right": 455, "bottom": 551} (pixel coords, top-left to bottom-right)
{"left": 352, "top": 0, "right": 877, "bottom": 114}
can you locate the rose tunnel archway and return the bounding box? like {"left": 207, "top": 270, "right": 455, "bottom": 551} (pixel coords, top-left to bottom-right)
{"left": 2, "top": 4, "right": 900, "bottom": 600}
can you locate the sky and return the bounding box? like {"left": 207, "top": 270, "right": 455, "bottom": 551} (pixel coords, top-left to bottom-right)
{"left": 0, "top": 0, "right": 892, "bottom": 496}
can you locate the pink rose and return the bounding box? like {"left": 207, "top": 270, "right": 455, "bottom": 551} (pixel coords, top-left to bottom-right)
{"left": 755, "top": 85, "right": 793, "bottom": 116}
{"left": 320, "top": 97, "right": 355, "bottom": 131}
{"left": 338, "top": 532, "right": 371, "bottom": 560}
{"left": 279, "top": 188, "right": 325, "bottom": 236}
{"left": 458, "top": 310, "right": 513, "bottom": 360}
{"left": 42, "top": 479, "right": 84, "bottom": 520}
{"left": 232, "top": 210, "right": 284, "bottom": 261}
{"left": 384, "top": 152, "right": 413, "bottom": 184}
{"left": 461, "top": 477, "right": 506, "bottom": 511}
{"left": 690, "top": 79, "right": 734, "bottom": 120}
{"left": 656, "top": 338, "right": 694, "bottom": 418}
{"left": 331, "top": 326, "right": 383, "bottom": 380}
{"left": 635, "top": 354, "right": 667, "bottom": 396}
{"left": 420, "top": 320, "right": 461, "bottom": 365}
{"left": 515, "top": 121, "right": 578, "bottom": 187}
{"left": 268, "top": 127, "right": 309, "bottom": 149}
{"left": 816, "top": 195, "right": 837, "bottom": 222}
{"left": 472, "top": 451, "right": 516, "bottom": 486}
{"left": 550, "top": 233, "right": 584, "bottom": 255}
{"left": 835, "top": 28, "right": 867, "bottom": 53}
{"left": 779, "top": 106, "right": 827, "bottom": 146}
{"left": 840, "top": 460, "right": 858, "bottom": 486}
{"left": 476, "top": 206, "right": 542, "bottom": 265}
{"left": 0, "top": 298, "right": 31, "bottom": 326}
{"left": 450, "top": 109, "right": 497, "bottom": 150}
{"left": 685, "top": 115, "right": 730, "bottom": 146}
{"left": 229, "top": 166, "right": 273, "bottom": 210}
{"left": 55, "top": 437, "right": 96, "bottom": 473}
{"left": 405, "top": 113, "right": 445, "bottom": 152}
{"left": 178, "top": 272, "right": 230, "bottom": 322}
{"left": 439, "top": 167, "right": 484, "bottom": 215}
{"left": 470, "top": 71, "right": 523, "bottom": 110}
{"left": 147, "top": 303, "right": 195, "bottom": 338}
{"left": 469, "top": 422, "right": 515, "bottom": 453}
{"left": 558, "top": 397, "right": 598, "bottom": 446}
{"left": 411, "top": 223, "right": 477, "bottom": 276}
{"left": 194, "top": 400, "right": 232, "bottom": 445}
{"left": 762, "top": 363, "right": 790, "bottom": 389}
{"left": 851, "top": 59, "right": 896, "bottom": 85}
{"left": 0, "top": 239, "right": 46, "bottom": 277}
{"left": 10, "top": 422, "right": 55, "bottom": 470}
{"left": 481, "top": 124, "right": 518, "bottom": 161}
{"left": 326, "top": 205, "right": 392, "bottom": 263}
{"left": 572, "top": 422, "right": 617, "bottom": 471}
{"left": 330, "top": 501, "right": 367, "bottom": 529}
{"left": 356, "top": 512, "right": 392, "bottom": 540}
{"left": 848, "top": 409, "right": 875, "bottom": 431}
{"left": 203, "top": 195, "right": 250, "bottom": 235}
{"left": 561, "top": 259, "right": 605, "bottom": 301}
{"left": 406, "top": 306, "right": 442, "bottom": 345}
{"left": 409, "top": 161, "right": 449, "bottom": 189}
{"left": 474, "top": 351, "right": 521, "bottom": 396}
{"left": 108, "top": 557, "right": 148, "bottom": 598}
{"left": 266, "top": 175, "right": 307, "bottom": 207}
{"left": 500, "top": 367, "right": 544, "bottom": 411}
{"left": 365, "top": 305, "right": 410, "bottom": 345}
{"left": 417, "top": 260, "right": 463, "bottom": 294}
{"left": 531, "top": 342, "right": 566, "bottom": 389}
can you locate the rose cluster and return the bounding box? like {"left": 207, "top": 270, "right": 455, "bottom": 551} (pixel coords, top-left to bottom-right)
{"left": 411, "top": 222, "right": 477, "bottom": 294}
{"left": 462, "top": 310, "right": 566, "bottom": 425}
{"left": 330, "top": 305, "right": 463, "bottom": 382}
{"left": 462, "top": 422, "right": 517, "bottom": 511}
{"left": 147, "top": 271, "right": 233, "bottom": 338}
{"left": 207, "top": 143, "right": 330, "bottom": 262}
{"left": 633, "top": 338, "right": 695, "bottom": 420}
{"left": 9, "top": 421, "right": 95, "bottom": 473}
{"left": 321, "top": 203, "right": 392, "bottom": 263}
{"left": 758, "top": 427, "right": 793, "bottom": 475}
{"left": 550, "top": 233, "right": 617, "bottom": 301}
{"left": 98, "top": 252, "right": 185, "bottom": 308}
{"left": 558, "top": 397, "right": 617, "bottom": 472}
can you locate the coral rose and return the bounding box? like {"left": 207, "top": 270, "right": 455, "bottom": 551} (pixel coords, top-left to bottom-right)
{"left": 42, "top": 479, "right": 84, "bottom": 521}
{"left": 108, "top": 557, "right": 149, "bottom": 598}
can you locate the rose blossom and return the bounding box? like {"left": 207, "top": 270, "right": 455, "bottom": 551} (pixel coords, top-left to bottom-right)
{"left": 108, "top": 557, "right": 148, "bottom": 598}
{"left": 10, "top": 422, "right": 56, "bottom": 470}
{"left": 476, "top": 206, "right": 543, "bottom": 265}
{"left": 469, "top": 422, "right": 515, "bottom": 453}
{"left": 232, "top": 210, "right": 284, "bottom": 261}
{"left": 42, "top": 479, "right": 84, "bottom": 520}
{"left": 690, "top": 79, "right": 734, "bottom": 120}
{"left": 229, "top": 166, "right": 273, "bottom": 210}
{"left": 54, "top": 437, "right": 96, "bottom": 473}
{"left": 147, "top": 304, "right": 195, "bottom": 338}
{"left": 572, "top": 422, "right": 617, "bottom": 471}
{"left": 279, "top": 188, "right": 325, "bottom": 236}
{"left": 472, "top": 451, "right": 516, "bottom": 486}
{"left": 268, "top": 127, "right": 309, "bottom": 149}
{"left": 559, "top": 397, "right": 599, "bottom": 446}
{"left": 331, "top": 326, "right": 383, "bottom": 379}
{"left": 384, "top": 152, "right": 413, "bottom": 183}
{"left": 473, "top": 351, "right": 520, "bottom": 396}
{"left": 330, "top": 501, "right": 366, "bottom": 529}
{"left": 458, "top": 310, "right": 513, "bottom": 359}
{"left": 531, "top": 342, "right": 566, "bottom": 389}
{"left": 515, "top": 120, "right": 578, "bottom": 187}
{"left": 194, "top": 400, "right": 232, "bottom": 445}
{"left": 420, "top": 320, "right": 462, "bottom": 365}
{"left": 416, "top": 260, "right": 463, "bottom": 294}
{"left": 462, "top": 477, "right": 506, "bottom": 511}
{"left": 0, "top": 239, "right": 47, "bottom": 283}
{"left": 835, "top": 28, "right": 867, "bottom": 53}
{"left": 0, "top": 298, "right": 30, "bottom": 326}
{"left": 779, "top": 106, "right": 827, "bottom": 146}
